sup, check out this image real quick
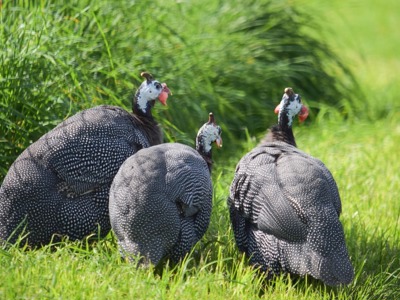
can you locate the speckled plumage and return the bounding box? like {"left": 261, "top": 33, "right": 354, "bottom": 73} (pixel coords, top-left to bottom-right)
{"left": 0, "top": 73, "right": 169, "bottom": 246}
{"left": 109, "top": 114, "right": 222, "bottom": 265}
{"left": 228, "top": 88, "right": 353, "bottom": 286}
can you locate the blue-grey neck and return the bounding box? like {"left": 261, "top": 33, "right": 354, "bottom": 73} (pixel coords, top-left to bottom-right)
{"left": 196, "top": 134, "right": 213, "bottom": 172}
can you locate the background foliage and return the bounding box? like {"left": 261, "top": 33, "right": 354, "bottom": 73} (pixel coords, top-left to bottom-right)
{"left": 0, "top": 0, "right": 360, "bottom": 178}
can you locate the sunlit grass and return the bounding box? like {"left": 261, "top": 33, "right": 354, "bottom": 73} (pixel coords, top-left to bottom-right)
{"left": 293, "top": 0, "right": 400, "bottom": 120}
{"left": 2, "top": 117, "right": 399, "bottom": 299}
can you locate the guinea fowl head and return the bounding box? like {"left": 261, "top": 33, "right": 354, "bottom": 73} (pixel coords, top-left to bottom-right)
{"left": 133, "top": 72, "right": 171, "bottom": 117}
{"left": 274, "top": 87, "right": 309, "bottom": 128}
{"left": 263, "top": 88, "right": 309, "bottom": 147}
{"left": 196, "top": 112, "right": 223, "bottom": 170}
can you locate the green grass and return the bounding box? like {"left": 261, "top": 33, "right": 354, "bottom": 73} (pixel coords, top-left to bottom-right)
{"left": 1, "top": 119, "right": 399, "bottom": 299}
{"left": 294, "top": 0, "right": 400, "bottom": 120}
{"left": 1, "top": 0, "right": 400, "bottom": 299}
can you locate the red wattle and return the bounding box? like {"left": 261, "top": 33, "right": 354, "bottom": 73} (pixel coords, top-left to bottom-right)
{"left": 298, "top": 105, "right": 309, "bottom": 122}
{"left": 158, "top": 83, "right": 171, "bottom": 106}
{"left": 158, "top": 92, "right": 168, "bottom": 105}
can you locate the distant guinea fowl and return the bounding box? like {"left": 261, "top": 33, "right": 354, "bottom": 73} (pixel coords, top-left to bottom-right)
{"left": 109, "top": 113, "right": 222, "bottom": 266}
{"left": 0, "top": 72, "right": 171, "bottom": 246}
{"left": 228, "top": 88, "right": 354, "bottom": 286}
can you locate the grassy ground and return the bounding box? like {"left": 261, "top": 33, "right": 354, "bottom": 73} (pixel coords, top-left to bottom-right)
{"left": 1, "top": 119, "right": 398, "bottom": 299}
{"left": 1, "top": 0, "right": 400, "bottom": 299}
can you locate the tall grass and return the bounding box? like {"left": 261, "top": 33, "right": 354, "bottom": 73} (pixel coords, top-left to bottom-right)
{"left": 0, "top": 0, "right": 359, "bottom": 180}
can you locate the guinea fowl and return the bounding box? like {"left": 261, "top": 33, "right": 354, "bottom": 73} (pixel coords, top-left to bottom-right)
{"left": 109, "top": 113, "right": 222, "bottom": 266}
{"left": 0, "top": 72, "right": 170, "bottom": 247}
{"left": 228, "top": 88, "right": 354, "bottom": 286}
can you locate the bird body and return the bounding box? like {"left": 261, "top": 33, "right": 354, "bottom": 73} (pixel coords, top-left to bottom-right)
{"left": 109, "top": 113, "right": 222, "bottom": 265}
{"left": 0, "top": 72, "right": 170, "bottom": 246}
{"left": 228, "top": 88, "right": 353, "bottom": 286}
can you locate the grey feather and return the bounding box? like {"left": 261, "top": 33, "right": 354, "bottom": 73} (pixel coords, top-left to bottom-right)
{"left": 109, "top": 114, "right": 222, "bottom": 265}
{"left": 228, "top": 89, "right": 353, "bottom": 286}
{"left": 109, "top": 144, "right": 212, "bottom": 265}
{"left": 0, "top": 74, "right": 168, "bottom": 246}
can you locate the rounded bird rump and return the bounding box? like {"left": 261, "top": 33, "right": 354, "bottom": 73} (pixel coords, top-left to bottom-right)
{"left": 110, "top": 144, "right": 212, "bottom": 265}
{"left": 228, "top": 88, "right": 353, "bottom": 286}
{"left": 109, "top": 113, "right": 222, "bottom": 266}
{"left": 0, "top": 73, "right": 170, "bottom": 247}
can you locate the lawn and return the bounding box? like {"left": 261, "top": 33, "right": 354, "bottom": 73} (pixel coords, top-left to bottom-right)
{"left": 1, "top": 0, "right": 399, "bottom": 299}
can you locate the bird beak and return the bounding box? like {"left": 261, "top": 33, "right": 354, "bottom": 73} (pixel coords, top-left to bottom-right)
{"left": 298, "top": 105, "right": 309, "bottom": 123}
{"left": 215, "top": 137, "right": 223, "bottom": 148}
{"left": 158, "top": 83, "right": 171, "bottom": 106}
